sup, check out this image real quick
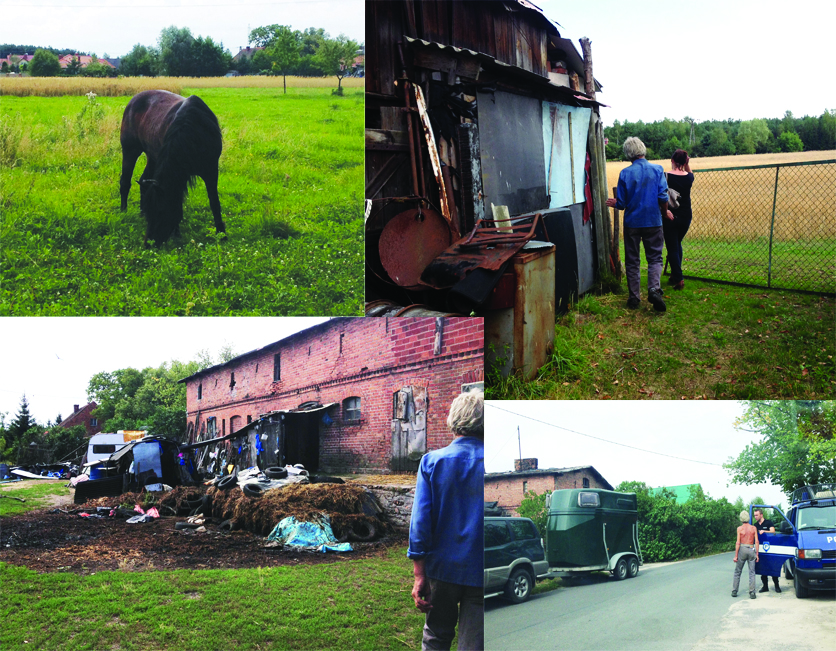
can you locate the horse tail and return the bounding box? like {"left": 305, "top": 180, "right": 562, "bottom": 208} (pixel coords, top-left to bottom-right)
{"left": 158, "top": 94, "right": 222, "bottom": 191}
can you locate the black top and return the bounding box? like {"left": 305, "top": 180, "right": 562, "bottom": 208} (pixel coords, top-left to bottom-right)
{"left": 666, "top": 172, "right": 694, "bottom": 220}
{"left": 755, "top": 519, "right": 775, "bottom": 533}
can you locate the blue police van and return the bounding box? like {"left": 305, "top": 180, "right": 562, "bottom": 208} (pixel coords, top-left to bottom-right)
{"left": 752, "top": 483, "right": 836, "bottom": 598}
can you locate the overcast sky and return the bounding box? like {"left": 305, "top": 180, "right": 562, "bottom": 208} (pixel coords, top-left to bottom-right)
{"left": 0, "top": 317, "right": 328, "bottom": 425}
{"left": 486, "top": 400, "right": 789, "bottom": 509}
{"left": 0, "top": 0, "right": 364, "bottom": 59}
{"left": 534, "top": 0, "right": 833, "bottom": 126}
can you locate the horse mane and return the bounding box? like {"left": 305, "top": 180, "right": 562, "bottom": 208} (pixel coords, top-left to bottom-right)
{"left": 156, "top": 95, "right": 222, "bottom": 196}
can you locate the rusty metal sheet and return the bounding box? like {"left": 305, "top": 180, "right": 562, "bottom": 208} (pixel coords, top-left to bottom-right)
{"left": 419, "top": 239, "right": 527, "bottom": 289}
{"left": 379, "top": 208, "right": 453, "bottom": 287}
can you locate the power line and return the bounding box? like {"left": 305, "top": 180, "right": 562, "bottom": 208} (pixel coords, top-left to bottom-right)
{"left": 486, "top": 403, "right": 723, "bottom": 467}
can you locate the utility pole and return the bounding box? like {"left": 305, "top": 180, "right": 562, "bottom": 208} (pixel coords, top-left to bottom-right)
{"left": 517, "top": 425, "right": 522, "bottom": 463}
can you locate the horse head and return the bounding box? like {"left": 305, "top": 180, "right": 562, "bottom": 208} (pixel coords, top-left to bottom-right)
{"left": 138, "top": 178, "right": 183, "bottom": 245}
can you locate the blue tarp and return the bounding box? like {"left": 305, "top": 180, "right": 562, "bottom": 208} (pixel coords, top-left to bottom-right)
{"left": 267, "top": 515, "right": 353, "bottom": 553}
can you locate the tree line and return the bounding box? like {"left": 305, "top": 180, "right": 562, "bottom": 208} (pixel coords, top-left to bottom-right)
{"left": 605, "top": 111, "right": 836, "bottom": 161}
{"left": 3, "top": 23, "right": 360, "bottom": 85}
{"left": 0, "top": 346, "right": 237, "bottom": 466}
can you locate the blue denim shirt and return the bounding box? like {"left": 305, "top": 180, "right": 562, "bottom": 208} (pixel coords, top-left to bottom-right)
{"left": 407, "top": 436, "right": 484, "bottom": 587}
{"left": 615, "top": 158, "right": 668, "bottom": 228}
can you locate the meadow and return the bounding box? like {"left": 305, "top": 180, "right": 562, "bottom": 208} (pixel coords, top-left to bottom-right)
{"left": 606, "top": 151, "right": 836, "bottom": 294}
{"left": 0, "top": 78, "right": 364, "bottom": 315}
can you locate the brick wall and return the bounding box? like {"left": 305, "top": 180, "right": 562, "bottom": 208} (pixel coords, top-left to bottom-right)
{"left": 484, "top": 468, "right": 609, "bottom": 515}
{"left": 184, "top": 317, "right": 484, "bottom": 472}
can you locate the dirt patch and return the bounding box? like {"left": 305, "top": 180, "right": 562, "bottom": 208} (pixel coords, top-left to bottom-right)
{"left": 0, "top": 508, "right": 407, "bottom": 575}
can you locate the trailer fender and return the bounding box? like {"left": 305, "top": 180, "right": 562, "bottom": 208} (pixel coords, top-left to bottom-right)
{"left": 609, "top": 552, "right": 639, "bottom": 576}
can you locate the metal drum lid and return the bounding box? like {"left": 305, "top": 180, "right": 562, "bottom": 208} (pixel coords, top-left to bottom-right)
{"left": 378, "top": 208, "right": 452, "bottom": 288}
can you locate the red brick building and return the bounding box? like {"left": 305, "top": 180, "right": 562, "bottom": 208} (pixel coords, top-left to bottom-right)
{"left": 180, "top": 317, "right": 484, "bottom": 473}
{"left": 485, "top": 459, "right": 613, "bottom": 515}
{"left": 57, "top": 402, "right": 102, "bottom": 438}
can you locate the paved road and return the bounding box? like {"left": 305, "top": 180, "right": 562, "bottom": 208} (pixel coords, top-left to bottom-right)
{"left": 485, "top": 552, "right": 835, "bottom": 651}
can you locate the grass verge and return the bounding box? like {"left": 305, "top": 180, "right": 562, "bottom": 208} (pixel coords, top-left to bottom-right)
{"left": 487, "top": 278, "right": 835, "bottom": 399}
{"left": 0, "top": 545, "right": 424, "bottom": 651}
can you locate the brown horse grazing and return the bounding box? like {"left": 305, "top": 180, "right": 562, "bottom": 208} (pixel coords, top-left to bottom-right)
{"left": 120, "top": 89, "right": 225, "bottom": 245}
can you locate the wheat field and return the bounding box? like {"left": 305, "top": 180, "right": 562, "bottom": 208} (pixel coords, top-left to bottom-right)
{"left": 0, "top": 75, "right": 365, "bottom": 97}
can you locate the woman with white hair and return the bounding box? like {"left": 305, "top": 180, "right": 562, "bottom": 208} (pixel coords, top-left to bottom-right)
{"left": 732, "top": 510, "right": 760, "bottom": 599}
{"left": 605, "top": 137, "right": 672, "bottom": 312}
{"left": 408, "top": 390, "right": 484, "bottom": 650}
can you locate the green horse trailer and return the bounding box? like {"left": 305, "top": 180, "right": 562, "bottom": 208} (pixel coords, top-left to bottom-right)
{"left": 545, "top": 489, "right": 643, "bottom": 580}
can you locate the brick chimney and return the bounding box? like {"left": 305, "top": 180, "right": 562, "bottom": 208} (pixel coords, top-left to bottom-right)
{"left": 73, "top": 404, "right": 80, "bottom": 413}
{"left": 514, "top": 458, "right": 538, "bottom": 472}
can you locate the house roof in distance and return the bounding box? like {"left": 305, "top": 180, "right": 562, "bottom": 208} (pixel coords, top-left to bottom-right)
{"left": 485, "top": 465, "right": 613, "bottom": 490}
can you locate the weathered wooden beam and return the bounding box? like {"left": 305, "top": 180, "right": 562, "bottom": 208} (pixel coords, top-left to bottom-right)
{"left": 580, "top": 37, "right": 595, "bottom": 97}
{"left": 365, "top": 128, "right": 410, "bottom": 152}
{"left": 587, "top": 110, "right": 609, "bottom": 278}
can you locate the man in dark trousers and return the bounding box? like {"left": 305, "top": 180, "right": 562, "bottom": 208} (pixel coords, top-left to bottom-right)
{"left": 754, "top": 508, "right": 782, "bottom": 593}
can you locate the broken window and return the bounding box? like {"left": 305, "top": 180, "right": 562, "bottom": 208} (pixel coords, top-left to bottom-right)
{"left": 343, "top": 396, "right": 361, "bottom": 422}
{"left": 207, "top": 417, "right": 217, "bottom": 437}
{"left": 583, "top": 477, "right": 590, "bottom": 488}
{"left": 229, "top": 372, "right": 236, "bottom": 389}
{"left": 198, "top": 383, "right": 202, "bottom": 400}
{"left": 273, "top": 353, "right": 281, "bottom": 382}
{"left": 523, "top": 481, "right": 528, "bottom": 494}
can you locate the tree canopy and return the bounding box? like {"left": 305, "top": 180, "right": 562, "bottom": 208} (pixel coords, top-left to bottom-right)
{"left": 28, "top": 49, "right": 61, "bottom": 77}
{"left": 724, "top": 400, "right": 836, "bottom": 497}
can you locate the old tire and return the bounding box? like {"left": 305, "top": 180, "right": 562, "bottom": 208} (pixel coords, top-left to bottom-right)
{"left": 175, "top": 521, "right": 200, "bottom": 530}
{"left": 504, "top": 567, "right": 533, "bottom": 604}
{"left": 217, "top": 474, "right": 237, "bottom": 491}
{"left": 626, "top": 556, "right": 639, "bottom": 579}
{"left": 219, "top": 519, "right": 238, "bottom": 532}
{"left": 264, "top": 466, "right": 288, "bottom": 479}
{"left": 242, "top": 483, "right": 265, "bottom": 498}
{"left": 349, "top": 521, "right": 377, "bottom": 542}
{"left": 613, "top": 558, "right": 628, "bottom": 581}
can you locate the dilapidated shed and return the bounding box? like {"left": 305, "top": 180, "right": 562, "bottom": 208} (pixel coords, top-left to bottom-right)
{"left": 366, "top": 0, "right": 612, "bottom": 374}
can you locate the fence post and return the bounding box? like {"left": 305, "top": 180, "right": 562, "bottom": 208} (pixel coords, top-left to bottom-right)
{"left": 767, "top": 166, "right": 780, "bottom": 288}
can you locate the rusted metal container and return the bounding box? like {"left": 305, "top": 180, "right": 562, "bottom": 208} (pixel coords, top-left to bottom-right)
{"left": 365, "top": 300, "right": 462, "bottom": 318}
{"left": 485, "top": 241, "right": 555, "bottom": 379}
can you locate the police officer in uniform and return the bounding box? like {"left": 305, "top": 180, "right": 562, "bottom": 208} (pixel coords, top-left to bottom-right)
{"left": 754, "top": 508, "right": 782, "bottom": 593}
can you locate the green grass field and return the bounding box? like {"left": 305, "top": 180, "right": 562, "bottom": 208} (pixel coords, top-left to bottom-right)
{"left": 487, "top": 278, "right": 835, "bottom": 400}
{"left": 0, "top": 481, "right": 70, "bottom": 517}
{"left": 0, "top": 87, "right": 364, "bottom": 315}
{"left": 0, "top": 547, "right": 425, "bottom": 651}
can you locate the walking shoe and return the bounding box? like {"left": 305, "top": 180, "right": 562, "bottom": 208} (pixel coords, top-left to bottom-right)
{"left": 759, "top": 586, "right": 769, "bottom": 593}
{"left": 775, "top": 585, "right": 782, "bottom": 593}
{"left": 648, "top": 289, "right": 666, "bottom": 312}
{"left": 626, "top": 297, "right": 640, "bottom": 309}
{"left": 731, "top": 591, "right": 738, "bottom": 597}
{"left": 749, "top": 591, "right": 756, "bottom": 599}
{"left": 673, "top": 280, "right": 685, "bottom": 290}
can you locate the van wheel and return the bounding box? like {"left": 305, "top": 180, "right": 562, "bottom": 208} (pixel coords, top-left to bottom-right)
{"left": 505, "top": 568, "right": 533, "bottom": 603}
{"left": 783, "top": 561, "right": 793, "bottom": 580}
{"left": 794, "top": 578, "right": 809, "bottom": 599}
{"left": 627, "top": 556, "right": 639, "bottom": 578}
{"left": 613, "top": 558, "right": 628, "bottom": 581}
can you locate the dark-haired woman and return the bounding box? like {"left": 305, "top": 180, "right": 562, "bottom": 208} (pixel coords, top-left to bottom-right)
{"left": 664, "top": 149, "right": 694, "bottom": 290}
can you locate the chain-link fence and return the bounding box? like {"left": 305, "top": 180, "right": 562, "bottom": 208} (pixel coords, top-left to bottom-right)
{"left": 676, "top": 160, "right": 835, "bottom": 295}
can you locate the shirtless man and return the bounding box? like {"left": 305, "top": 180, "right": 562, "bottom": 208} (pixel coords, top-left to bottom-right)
{"left": 732, "top": 510, "right": 760, "bottom": 598}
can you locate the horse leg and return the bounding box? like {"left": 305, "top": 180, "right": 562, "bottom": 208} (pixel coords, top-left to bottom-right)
{"left": 202, "top": 167, "right": 226, "bottom": 235}
{"left": 120, "top": 145, "right": 142, "bottom": 211}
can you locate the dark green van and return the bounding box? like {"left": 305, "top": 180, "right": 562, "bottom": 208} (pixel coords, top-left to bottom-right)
{"left": 545, "top": 488, "right": 642, "bottom": 580}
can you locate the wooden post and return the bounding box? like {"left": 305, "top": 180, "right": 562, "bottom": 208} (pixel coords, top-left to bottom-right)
{"left": 587, "top": 110, "right": 609, "bottom": 278}
{"left": 612, "top": 186, "right": 622, "bottom": 279}
{"left": 580, "top": 37, "right": 595, "bottom": 97}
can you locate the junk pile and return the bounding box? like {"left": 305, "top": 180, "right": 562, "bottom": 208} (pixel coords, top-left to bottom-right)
{"left": 207, "top": 482, "right": 386, "bottom": 541}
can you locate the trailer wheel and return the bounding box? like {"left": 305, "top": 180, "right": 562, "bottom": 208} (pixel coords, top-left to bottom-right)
{"left": 627, "top": 556, "right": 639, "bottom": 578}
{"left": 613, "top": 558, "right": 628, "bottom": 581}
{"left": 505, "top": 568, "right": 533, "bottom": 603}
